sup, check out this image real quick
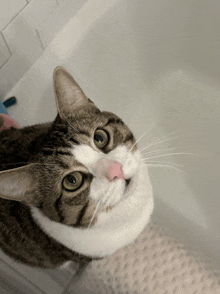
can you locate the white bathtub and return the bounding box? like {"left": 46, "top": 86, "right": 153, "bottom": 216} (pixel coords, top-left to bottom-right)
{"left": 6, "top": 0, "right": 220, "bottom": 266}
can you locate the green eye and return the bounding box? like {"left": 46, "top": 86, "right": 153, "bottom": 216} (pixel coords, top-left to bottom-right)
{"left": 63, "top": 172, "right": 83, "bottom": 191}
{"left": 94, "top": 129, "right": 109, "bottom": 149}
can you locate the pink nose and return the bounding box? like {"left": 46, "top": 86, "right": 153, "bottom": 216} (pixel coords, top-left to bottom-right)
{"left": 107, "top": 162, "right": 125, "bottom": 181}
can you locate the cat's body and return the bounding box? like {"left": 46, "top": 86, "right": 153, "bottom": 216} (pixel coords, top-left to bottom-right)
{"left": 0, "top": 67, "right": 154, "bottom": 268}
{"left": 0, "top": 123, "right": 91, "bottom": 268}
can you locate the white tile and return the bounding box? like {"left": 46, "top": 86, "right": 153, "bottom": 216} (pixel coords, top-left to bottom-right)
{"left": 0, "top": 10, "right": 44, "bottom": 97}
{"left": 18, "top": 0, "right": 58, "bottom": 41}
{"left": 0, "top": 0, "right": 88, "bottom": 97}
{"left": 0, "top": 47, "right": 41, "bottom": 101}
{"left": 3, "top": 0, "right": 120, "bottom": 125}
{"left": 0, "top": 258, "right": 43, "bottom": 294}
{"left": 0, "top": 0, "right": 27, "bottom": 31}
{"left": 0, "top": 249, "right": 77, "bottom": 294}
{"left": 32, "top": 0, "right": 87, "bottom": 48}
{"left": 3, "top": 13, "right": 43, "bottom": 57}
{"left": 0, "top": 0, "right": 57, "bottom": 97}
{"left": 0, "top": 34, "right": 11, "bottom": 68}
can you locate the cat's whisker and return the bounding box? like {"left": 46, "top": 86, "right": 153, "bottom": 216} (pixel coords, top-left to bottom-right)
{"left": 145, "top": 162, "right": 192, "bottom": 178}
{"left": 141, "top": 159, "right": 184, "bottom": 167}
{"left": 141, "top": 147, "right": 178, "bottom": 157}
{"left": 87, "top": 199, "right": 101, "bottom": 231}
{"left": 141, "top": 152, "right": 197, "bottom": 161}
{"left": 139, "top": 131, "right": 177, "bottom": 151}
{"left": 139, "top": 132, "right": 180, "bottom": 153}
{"left": 129, "top": 131, "right": 149, "bottom": 152}
{"left": 134, "top": 121, "right": 180, "bottom": 153}
{"left": 130, "top": 123, "right": 171, "bottom": 152}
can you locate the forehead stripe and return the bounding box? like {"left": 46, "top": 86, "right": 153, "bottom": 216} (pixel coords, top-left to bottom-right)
{"left": 54, "top": 193, "right": 64, "bottom": 223}
{"left": 55, "top": 159, "right": 69, "bottom": 169}
{"left": 69, "top": 137, "right": 79, "bottom": 145}
{"left": 54, "top": 150, "right": 72, "bottom": 156}
{"left": 42, "top": 148, "right": 72, "bottom": 157}
{"left": 76, "top": 129, "right": 90, "bottom": 137}
{"left": 75, "top": 202, "right": 89, "bottom": 226}
{"left": 124, "top": 133, "right": 134, "bottom": 143}
{"left": 105, "top": 117, "right": 123, "bottom": 126}
{"left": 42, "top": 148, "right": 54, "bottom": 156}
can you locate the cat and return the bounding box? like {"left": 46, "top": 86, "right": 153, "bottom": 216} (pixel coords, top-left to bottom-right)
{"left": 0, "top": 67, "right": 154, "bottom": 269}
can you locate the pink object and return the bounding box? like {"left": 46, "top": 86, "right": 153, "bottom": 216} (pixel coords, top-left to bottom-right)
{"left": 107, "top": 162, "right": 125, "bottom": 181}
{"left": 0, "top": 114, "right": 20, "bottom": 131}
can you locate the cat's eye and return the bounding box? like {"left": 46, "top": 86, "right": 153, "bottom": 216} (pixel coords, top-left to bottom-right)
{"left": 94, "top": 129, "right": 109, "bottom": 149}
{"left": 63, "top": 172, "right": 83, "bottom": 191}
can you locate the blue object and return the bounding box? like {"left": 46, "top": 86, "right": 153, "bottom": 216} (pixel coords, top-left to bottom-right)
{"left": 0, "top": 97, "right": 17, "bottom": 114}
{"left": 3, "top": 97, "right": 16, "bottom": 108}
{"left": 0, "top": 100, "right": 8, "bottom": 114}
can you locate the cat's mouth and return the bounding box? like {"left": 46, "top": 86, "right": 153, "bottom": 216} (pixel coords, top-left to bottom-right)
{"left": 103, "top": 177, "right": 133, "bottom": 212}
{"left": 98, "top": 177, "right": 132, "bottom": 212}
{"left": 90, "top": 170, "right": 137, "bottom": 214}
{"left": 125, "top": 177, "right": 135, "bottom": 194}
{"left": 125, "top": 178, "right": 131, "bottom": 187}
{"left": 124, "top": 177, "right": 133, "bottom": 195}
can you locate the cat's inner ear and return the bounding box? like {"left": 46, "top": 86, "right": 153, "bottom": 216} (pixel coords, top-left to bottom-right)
{"left": 0, "top": 164, "right": 37, "bottom": 204}
{"left": 53, "top": 67, "right": 89, "bottom": 119}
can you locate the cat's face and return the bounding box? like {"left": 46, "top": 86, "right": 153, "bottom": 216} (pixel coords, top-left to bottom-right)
{"left": 0, "top": 67, "right": 147, "bottom": 230}
{"left": 33, "top": 107, "right": 140, "bottom": 228}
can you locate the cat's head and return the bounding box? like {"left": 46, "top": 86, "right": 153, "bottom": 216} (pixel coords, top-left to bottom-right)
{"left": 0, "top": 67, "right": 146, "bottom": 228}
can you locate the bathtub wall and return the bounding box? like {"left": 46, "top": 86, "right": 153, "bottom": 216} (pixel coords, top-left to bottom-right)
{"left": 2, "top": 0, "right": 220, "bottom": 264}
{"left": 0, "top": 0, "right": 87, "bottom": 100}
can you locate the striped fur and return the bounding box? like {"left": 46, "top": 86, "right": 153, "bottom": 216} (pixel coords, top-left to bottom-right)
{"left": 0, "top": 67, "right": 154, "bottom": 267}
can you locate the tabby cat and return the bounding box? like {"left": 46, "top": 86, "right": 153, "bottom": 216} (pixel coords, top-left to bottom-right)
{"left": 0, "top": 67, "right": 154, "bottom": 268}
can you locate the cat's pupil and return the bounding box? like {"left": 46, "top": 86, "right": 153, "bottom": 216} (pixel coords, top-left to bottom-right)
{"left": 95, "top": 134, "right": 104, "bottom": 143}
{"left": 67, "top": 175, "right": 76, "bottom": 184}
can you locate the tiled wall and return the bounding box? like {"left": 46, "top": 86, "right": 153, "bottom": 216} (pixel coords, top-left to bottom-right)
{"left": 0, "top": 0, "right": 87, "bottom": 100}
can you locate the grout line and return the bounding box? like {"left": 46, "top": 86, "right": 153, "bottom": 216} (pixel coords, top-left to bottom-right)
{"left": 0, "top": 32, "right": 12, "bottom": 70}
{"left": 2, "top": 2, "right": 29, "bottom": 32}
{"left": 1, "top": 32, "right": 12, "bottom": 56}
{"left": 35, "top": 29, "right": 45, "bottom": 50}
{"left": 0, "top": 258, "right": 47, "bottom": 294}
{"left": 61, "top": 262, "right": 90, "bottom": 294}
{"left": 0, "top": 55, "right": 12, "bottom": 70}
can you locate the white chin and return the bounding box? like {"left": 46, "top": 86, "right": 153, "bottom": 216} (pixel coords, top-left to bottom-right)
{"left": 31, "top": 161, "right": 154, "bottom": 258}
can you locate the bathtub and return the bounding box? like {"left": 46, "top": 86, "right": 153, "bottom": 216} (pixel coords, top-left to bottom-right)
{"left": 5, "top": 0, "right": 220, "bottom": 278}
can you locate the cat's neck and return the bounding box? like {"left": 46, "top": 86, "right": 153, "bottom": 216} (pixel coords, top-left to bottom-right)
{"left": 31, "top": 162, "right": 154, "bottom": 258}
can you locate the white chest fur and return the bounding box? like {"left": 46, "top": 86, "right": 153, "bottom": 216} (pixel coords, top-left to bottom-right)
{"left": 31, "top": 162, "right": 154, "bottom": 258}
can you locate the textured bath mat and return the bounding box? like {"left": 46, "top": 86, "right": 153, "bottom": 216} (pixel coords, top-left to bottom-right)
{"left": 77, "top": 220, "right": 220, "bottom": 294}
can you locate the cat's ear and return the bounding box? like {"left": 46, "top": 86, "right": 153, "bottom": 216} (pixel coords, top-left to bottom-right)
{"left": 53, "top": 66, "right": 89, "bottom": 118}
{"left": 0, "top": 164, "right": 37, "bottom": 204}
